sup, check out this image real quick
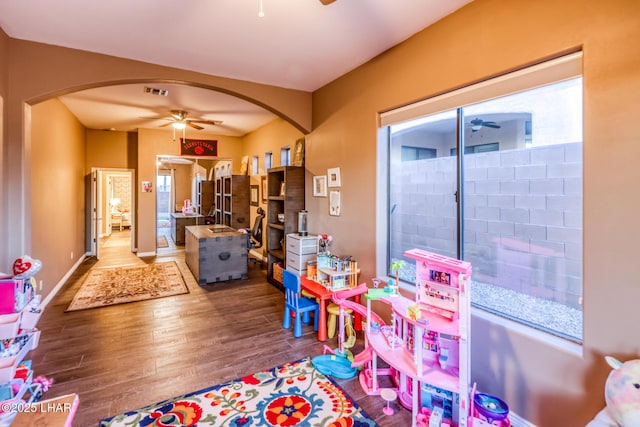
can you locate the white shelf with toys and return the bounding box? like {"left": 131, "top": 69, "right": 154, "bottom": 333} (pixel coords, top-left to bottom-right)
{"left": 0, "top": 256, "right": 47, "bottom": 425}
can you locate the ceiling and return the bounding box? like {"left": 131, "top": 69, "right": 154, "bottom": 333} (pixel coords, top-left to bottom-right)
{"left": 0, "top": 0, "right": 473, "bottom": 136}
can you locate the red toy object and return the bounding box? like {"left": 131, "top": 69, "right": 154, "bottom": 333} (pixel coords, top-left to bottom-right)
{"left": 12, "top": 255, "right": 42, "bottom": 279}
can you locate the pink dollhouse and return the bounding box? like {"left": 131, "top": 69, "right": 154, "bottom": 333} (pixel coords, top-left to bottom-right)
{"left": 357, "top": 249, "right": 472, "bottom": 427}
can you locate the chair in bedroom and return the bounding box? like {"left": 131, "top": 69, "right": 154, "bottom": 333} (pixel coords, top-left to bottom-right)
{"left": 282, "top": 269, "right": 319, "bottom": 338}
{"left": 247, "top": 207, "right": 265, "bottom": 267}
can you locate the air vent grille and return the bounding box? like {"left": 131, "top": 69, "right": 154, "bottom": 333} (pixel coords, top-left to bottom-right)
{"left": 144, "top": 86, "right": 169, "bottom": 96}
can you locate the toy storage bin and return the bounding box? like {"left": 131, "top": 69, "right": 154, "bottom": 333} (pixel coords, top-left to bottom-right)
{"left": 0, "top": 332, "right": 40, "bottom": 383}
{"left": 0, "top": 313, "right": 20, "bottom": 340}
{"left": 274, "top": 262, "right": 284, "bottom": 284}
{"left": 0, "top": 297, "right": 42, "bottom": 340}
{"left": 20, "top": 308, "right": 42, "bottom": 331}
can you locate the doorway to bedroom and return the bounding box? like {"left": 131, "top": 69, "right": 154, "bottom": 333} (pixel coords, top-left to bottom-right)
{"left": 100, "top": 169, "right": 135, "bottom": 256}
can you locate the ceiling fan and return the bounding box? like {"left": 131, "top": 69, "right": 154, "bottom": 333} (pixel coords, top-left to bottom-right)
{"left": 468, "top": 117, "right": 501, "bottom": 132}
{"left": 159, "top": 110, "right": 222, "bottom": 130}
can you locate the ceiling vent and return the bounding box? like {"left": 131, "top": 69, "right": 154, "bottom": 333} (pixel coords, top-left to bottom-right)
{"left": 144, "top": 86, "right": 169, "bottom": 96}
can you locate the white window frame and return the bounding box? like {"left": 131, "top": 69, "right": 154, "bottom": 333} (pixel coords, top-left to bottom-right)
{"left": 265, "top": 151, "right": 272, "bottom": 171}
{"left": 252, "top": 155, "right": 259, "bottom": 175}
{"left": 376, "top": 52, "right": 583, "bottom": 349}
{"left": 281, "top": 146, "right": 291, "bottom": 166}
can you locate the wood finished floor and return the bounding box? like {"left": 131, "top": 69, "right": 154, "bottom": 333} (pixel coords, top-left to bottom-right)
{"left": 31, "top": 229, "right": 413, "bottom": 426}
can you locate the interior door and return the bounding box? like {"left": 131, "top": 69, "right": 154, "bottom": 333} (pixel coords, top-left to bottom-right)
{"left": 90, "top": 169, "right": 101, "bottom": 259}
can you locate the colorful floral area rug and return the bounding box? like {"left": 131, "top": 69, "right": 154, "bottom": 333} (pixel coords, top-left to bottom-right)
{"left": 100, "top": 357, "right": 378, "bottom": 427}
{"left": 66, "top": 261, "right": 189, "bottom": 311}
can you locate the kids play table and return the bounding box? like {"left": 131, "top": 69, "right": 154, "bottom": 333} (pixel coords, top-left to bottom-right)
{"left": 300, "top": 277, "right": 366, "bottom": 341}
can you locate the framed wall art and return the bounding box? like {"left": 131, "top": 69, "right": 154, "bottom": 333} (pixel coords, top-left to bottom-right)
{"left": 313, "top": 175, "right": 327, "bottom": 197}
{"left": 329, "top": 190, "right": 341, "bottom": 216}
{"left": 261, "top": 175, "right": 267, "bottom": 203}
{"left": 327, "top": 167, "right": 341, "bottom": 187}
{"left": 250, "top": 185, "right": 259, "bottom": 206}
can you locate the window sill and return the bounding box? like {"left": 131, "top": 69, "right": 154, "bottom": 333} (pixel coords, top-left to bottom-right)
{"left": 471, "top": 307, "right": 583, "bottom": 358}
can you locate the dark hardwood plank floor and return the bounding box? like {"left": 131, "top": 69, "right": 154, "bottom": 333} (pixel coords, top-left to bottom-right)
{"left": 30, "top": 229, "right": 413, "bottom": 426}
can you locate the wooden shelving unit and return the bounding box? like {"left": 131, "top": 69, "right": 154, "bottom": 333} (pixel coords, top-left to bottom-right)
{"left": 214, "top": 177, "right": 223, "bottom": 224}
{"left": 214, "top": 175, "right": 250, "bottom": 229}
{"left": 196, "top": 180, "right": 214, "bottom": 215}
{"left": 266, "top": 166, "right": 305, "bottom": 288}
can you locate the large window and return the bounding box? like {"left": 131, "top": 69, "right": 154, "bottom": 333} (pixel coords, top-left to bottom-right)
{"left": 383, "top": 53, "right": 583, "bottom": 342}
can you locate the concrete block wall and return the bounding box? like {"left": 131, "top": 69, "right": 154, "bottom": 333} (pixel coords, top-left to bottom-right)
{"left": 391, "top": 142, "right": 582, "bottom": 309}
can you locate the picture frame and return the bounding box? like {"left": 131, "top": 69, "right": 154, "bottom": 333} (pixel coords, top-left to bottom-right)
{"left": 327, "top": 167, "right": 341, "bottom": 187}
{"left": 261, "top": 175, "right": 267, "bottom": 203}
{"left": 313, "top": 175, "right": 328, "bottom": 197}
{"left": 250, "top": 185, "right": 259, "bottom": 206}
{"left": 142, "top": 181, "right": 153, "bottom": 193}
{"left": 329, "top": 190, "right": 341, "bottom": 216}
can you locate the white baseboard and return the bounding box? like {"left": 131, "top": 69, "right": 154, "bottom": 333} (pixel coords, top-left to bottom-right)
{"left": 509, "top": 412, "right": 536, "bottom": 427}
{"left": 41, "top": 254, "right": 87, "bottom": 309}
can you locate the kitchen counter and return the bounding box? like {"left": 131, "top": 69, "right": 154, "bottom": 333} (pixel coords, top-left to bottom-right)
{"left": 170, "top": 213, "right": 205, "bottom": 245}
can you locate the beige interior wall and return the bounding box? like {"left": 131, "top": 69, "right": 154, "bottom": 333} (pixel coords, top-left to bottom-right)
{"left": 30, "top": 99, "right": 86, "bottom": 295}
{"left": 308, "top": 0, "right": 640, "bottom": 424}
{"left": 171, "top": 164, "right": 192, "bottom": 211}
{"left": 86, "top": 130, "right": 134, "bottom": 236}
{"left": 85, "top": 130, "right": 130, "bottom": 171}
{"left": 242, "top": 118, "right": 305, "bottom": 256}
{"left": 136, "top": 128, "right": 244, "bottom": 254}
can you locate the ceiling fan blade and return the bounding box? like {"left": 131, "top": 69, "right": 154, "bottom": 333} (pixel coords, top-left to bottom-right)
{"left": 189, "top": 119, "right": 223, "bottom": 126}
{"left": 187, "top": 122, "right": 204, "bottom": 130}
{"left": 159, "top": 122, "right": 173, "bottom": 127}
{"left": 319, "top": 0, "right": 336, "bottom": 4}
{"left": 170, "top": 110, "right": 188, "bottom": 120}
{"left": 484, "top": 123, "right": 501, "bottom": 128}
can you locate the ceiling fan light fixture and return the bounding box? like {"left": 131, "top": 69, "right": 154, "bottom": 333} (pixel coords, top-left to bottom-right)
{"left": 172, "top": 122, "right": 187, "bottom": 130}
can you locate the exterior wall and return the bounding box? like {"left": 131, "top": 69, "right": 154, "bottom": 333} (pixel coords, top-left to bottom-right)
{"left": 392, "top": 142, "right": 582, "bottom": 308}
{"left": 309, "top": 0, "right": 640, "bottom": 425}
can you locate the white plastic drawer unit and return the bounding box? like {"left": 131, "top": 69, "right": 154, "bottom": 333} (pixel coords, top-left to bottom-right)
{"left": 286, "top": 233, "right": 318, "bottom": 255}
{"left": 286, "top": 252, "right": 317, "bottom": 272}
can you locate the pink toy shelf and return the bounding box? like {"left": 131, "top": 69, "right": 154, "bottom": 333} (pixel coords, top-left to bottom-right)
{"left": 359, "top": 249, "right": 472, "bottom": 427}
